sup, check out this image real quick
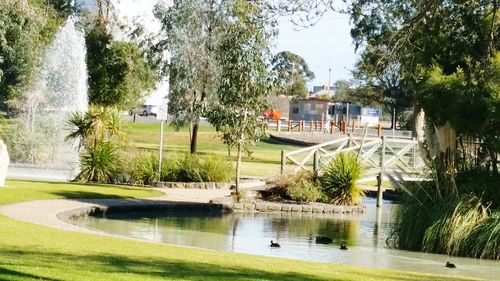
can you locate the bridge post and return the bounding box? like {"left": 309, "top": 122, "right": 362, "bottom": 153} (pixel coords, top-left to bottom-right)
{"left": 377, "top": 136, "right": 386, "bottom": 208}
{"left": 313, "top": 151, "right": 319, "bottom": 176}
{"left": 281, "top": 150, "right": 286, "bottom": 174}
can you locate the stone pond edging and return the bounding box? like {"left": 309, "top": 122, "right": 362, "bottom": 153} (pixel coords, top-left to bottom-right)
{"left": 157, "top": 182, "right": 231, "bottom": 189}
{"left": 210, "top": 198, "right": 365, "bottom": 214}
{"left": 58, "top": 199, "right": 364, "bottom": 224}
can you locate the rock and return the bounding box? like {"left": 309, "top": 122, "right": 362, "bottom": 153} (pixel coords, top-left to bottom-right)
{"left": 255, "top": 203, "right": 269, "bottom": 211}
{"left": 244, "top": 203, "right": 256, "bottom": 210}
{"left": 312, "top": 206, "right": 324, "bottom": 213}
{"left": 0, "top": 140, "right": 9, "bottom": 187}
{"left": 301, "top": 205, "right": 312, "bottom": 212}
{"left": 268, "top": 204, "right": 282, "bottom": 212}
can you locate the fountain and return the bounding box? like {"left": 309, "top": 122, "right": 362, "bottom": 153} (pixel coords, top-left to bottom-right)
{"left": 8, "top": 16, "right": 88, "bottom": 181}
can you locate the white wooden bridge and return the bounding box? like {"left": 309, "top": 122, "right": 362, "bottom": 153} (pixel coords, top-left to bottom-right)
{"left": 280, "top": 134, "right": 425, "bottom": 177}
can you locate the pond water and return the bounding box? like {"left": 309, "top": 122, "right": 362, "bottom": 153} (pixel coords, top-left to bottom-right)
{"left": 74, "top": 198, "right": 500, "bottom": 280}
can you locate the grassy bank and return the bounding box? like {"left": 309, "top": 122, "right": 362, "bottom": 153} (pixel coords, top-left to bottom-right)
{"left": 0, "top": 180, "right": 475, "bottom": 281}
{"left": 124, "top": 122, "right": 301, "bottom": 177}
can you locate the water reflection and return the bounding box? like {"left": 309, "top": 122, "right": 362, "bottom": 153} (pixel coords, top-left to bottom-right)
{"left": 75, "top": 198, "right": 500, "bottom": 280}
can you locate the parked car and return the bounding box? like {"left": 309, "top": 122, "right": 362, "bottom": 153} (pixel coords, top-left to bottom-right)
{"left": 129, "top": 105, "right": 158, "bottom": 117}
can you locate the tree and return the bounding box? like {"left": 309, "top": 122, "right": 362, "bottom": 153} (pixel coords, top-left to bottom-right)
{"left": 153, "top": 0, "right": 225, "bottom": 154}
{"left": 333, "top": 79, "right": 383, "bottom": 108}
{"left": 348, "top": 0, "right": 499, "bottom": 192}
{"left": 208, "top": 0, "right": 275, "bottom": 199}
{"left": 85, "top": 22, "right": 156, "bottom": 109}
{"left": 0, "top": 0, "right": 66, "bottom": 105}
{"left": 353, "top": 47, "right": 413, "bottom": 129}
{"left": 272, "top": 51, "right": 314, "bottom": 98}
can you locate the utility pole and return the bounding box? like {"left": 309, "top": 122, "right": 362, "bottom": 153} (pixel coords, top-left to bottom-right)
{"left": 328, "top": 68, "right": 332, "bottom": 96}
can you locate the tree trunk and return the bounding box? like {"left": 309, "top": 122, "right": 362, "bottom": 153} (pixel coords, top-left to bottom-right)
{"left": 391, "top": 106, "right": 397, "bottom": 129}
{"left": 190, "top": 119, "right": 199, "bottom": 154}
{"left": 235, "top": 142, "right": 242, "bottom": 203}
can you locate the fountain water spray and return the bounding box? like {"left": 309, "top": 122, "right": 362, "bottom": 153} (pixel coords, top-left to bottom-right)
{"left": 9, "top": 16, "right": 88, "bottom": 179}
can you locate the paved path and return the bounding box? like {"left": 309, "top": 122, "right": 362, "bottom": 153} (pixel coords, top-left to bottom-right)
{"left": 0, "top": 188, "right": 231, "bottom": 235}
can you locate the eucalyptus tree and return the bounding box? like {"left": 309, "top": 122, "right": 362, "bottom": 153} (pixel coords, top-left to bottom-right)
{"left": 272, "top": 51, "right": 315, "bottom": 98}
{"left": 208, "top": 0, "right": 276, "bottom": 198}
{"left": 353, "top": 46, "right": 413, "bottom": 129}
{"left": 153, "top": 0, "right": 226, "bottom": 154}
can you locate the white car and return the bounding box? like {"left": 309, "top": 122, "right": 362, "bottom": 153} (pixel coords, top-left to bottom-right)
{"left": 129, "top": 105, "right": 158, "bottom": 117}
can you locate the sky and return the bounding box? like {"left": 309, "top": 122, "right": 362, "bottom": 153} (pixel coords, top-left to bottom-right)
{"left": 78, "top": 0, "right": 359, "bottom": 103}
{"left": 276, "top": 12, "right": 359, "bottom": 88}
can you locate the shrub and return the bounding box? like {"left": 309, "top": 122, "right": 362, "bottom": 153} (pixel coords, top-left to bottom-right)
{"left": 130, "top": 153, "right": 232, "bottom": 185}
{"left": 174, "top": 154, "right": 204, "bottom": 182}
{"left": 320, "top": 152, "right": 365, "bottom": 205}
{"left": 287, "top": 178, "right": 324, "bottom": 203}
{"left": 132, "top": 153, "right": 160, "bottom": 186}
{"left": 199, "top": 154, "right": 232, "bottom": 182}
{"left": 75, "top": 141, "right": 120, "bottom": 183}
{"left": 265, "top": 171, "right": 317, "bottom": 201}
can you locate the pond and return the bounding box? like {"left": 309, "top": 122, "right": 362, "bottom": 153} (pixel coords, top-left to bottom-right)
{"left": 74, "top": 198, "right": 500, "bottom": 280}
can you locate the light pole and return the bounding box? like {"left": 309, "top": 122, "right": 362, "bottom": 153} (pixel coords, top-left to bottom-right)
{"left": 157, "top": 98, "right": 169, "bottom": 176}
{"left": 328, "top": 68, "right": 332, "bottom": 96}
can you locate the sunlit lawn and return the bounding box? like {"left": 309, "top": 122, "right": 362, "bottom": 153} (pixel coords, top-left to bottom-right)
{"left": 124, "top": 122, "right": 301, "bottom": 177}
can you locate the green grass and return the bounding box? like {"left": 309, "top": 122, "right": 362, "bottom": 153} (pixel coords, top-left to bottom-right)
{"left": 0, "top": 180, "right": 476, "bottom": 281}
{"left": 0, "top": 180, "right": 162, "bottom": 205}
{"left": 124, "top": 122, "right": 301, "bottom": 177}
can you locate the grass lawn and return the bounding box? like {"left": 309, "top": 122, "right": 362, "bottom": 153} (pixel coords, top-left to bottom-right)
{"left": 0, "top": 180, "right": 477, "bottom": 281}
{"left": 124, "top": 122, "right": 302, "bottom": 177}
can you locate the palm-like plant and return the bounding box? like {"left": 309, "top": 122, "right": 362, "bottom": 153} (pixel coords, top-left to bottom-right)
{"left": 66, "top": 106, "right": 126, "bottom": 183}
{"left": 320, "top": 152, "right": 365, "bottom": 205}
{"left": 65, "top": 105, "right": 126, "bottom": 149}
{"left": 75, "top": 141, "right": 120, "bottom": 183}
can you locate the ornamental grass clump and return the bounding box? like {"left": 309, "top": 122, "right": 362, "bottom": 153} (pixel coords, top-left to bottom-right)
{"left": 130, "top": 153, "right": 232, "bottom": 185}
{"left": 391, "top": 177, "right": 500, "bottom": 260}
{"left": 320, "top": 152, "right": 365, "bottom": 205}
{"left": 75, "top": 141, "right": 120, "bottom": 183}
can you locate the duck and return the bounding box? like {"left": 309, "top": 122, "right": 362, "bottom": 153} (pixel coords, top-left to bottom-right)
{"left": 445, "top": 261, "right": 456, "bottom": 268}
{"left": 340, "top": 243, "right": 348, "bottom": 250}
{"left": 315, "top": 236, "right": 333, "bottom": 244}
{"left": 270, "top": 240, "right": 280, "bottom": 248}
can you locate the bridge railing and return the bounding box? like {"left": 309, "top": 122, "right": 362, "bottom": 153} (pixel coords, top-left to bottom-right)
{"left": 280, "top": 134, "right": 425, "bottom": 177}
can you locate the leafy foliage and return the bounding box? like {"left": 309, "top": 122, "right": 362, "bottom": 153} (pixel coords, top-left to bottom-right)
{"left": 0, "top": 0, "right": 65, "bottom": 103}
{"left": 85, "top": 23, "right": 156, "bottom": 109}
{"left": 152, "top": 0, "right": 225, "bottom": 153}
{"left": 287, "top": 177, "right": 324, "bottom": 203}
{"left": 272, "top": 51, "right": 314, "bottom": 98}
{"left": 320, "top": 153, "right": 365, "bottom": 205}
{"left": 66, "top": 105, "right": 126, "bottom": 149}
{"left": 207, "top": 0, "right": 276, "bottom": 195}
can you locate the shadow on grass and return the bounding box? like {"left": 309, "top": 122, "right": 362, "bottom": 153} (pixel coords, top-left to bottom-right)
{"left": 0, "top": 247, "right": 463, "bottom": 281}
{"left": 0, "top": 249, "right": 333, "bottom": 281}
{"left": 49, "top": 190, "right": 137, "bottom": 200}
{"left": 0, "top": 266, "right": 62, "bottom": 281}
